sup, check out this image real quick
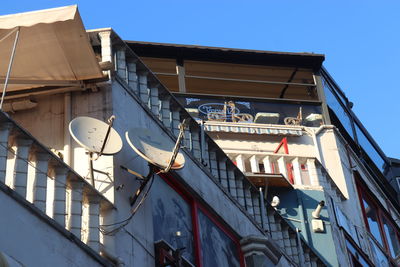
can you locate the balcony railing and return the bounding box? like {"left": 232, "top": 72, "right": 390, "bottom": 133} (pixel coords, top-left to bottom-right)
{"left": 101, "top": 29, "right": 328, "bottom": 266}
{"left": 0, "top": 111, "right": 113, "bottom": 265}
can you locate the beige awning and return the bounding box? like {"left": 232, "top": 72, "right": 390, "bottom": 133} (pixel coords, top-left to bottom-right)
{"left": 0, "top": 5, "right": 104, "bottom": 93}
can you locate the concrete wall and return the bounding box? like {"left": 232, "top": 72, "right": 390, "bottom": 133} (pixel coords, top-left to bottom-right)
{"left": 0, "top": 187, "right": 104, "bottom": 267}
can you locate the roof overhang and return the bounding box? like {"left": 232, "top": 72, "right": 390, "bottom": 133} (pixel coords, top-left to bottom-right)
{"left": 0, "top": 5, "right": 104, "bottom": 94}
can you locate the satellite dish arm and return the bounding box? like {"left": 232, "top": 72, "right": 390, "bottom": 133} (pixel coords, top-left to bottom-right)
{"left": 96, "top": 115, "right": 115, "bottom": 159}
{"left": 163, "top": 119, "right": 188, "bottom": 173}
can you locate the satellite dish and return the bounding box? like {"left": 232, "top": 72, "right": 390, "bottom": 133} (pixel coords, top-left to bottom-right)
{"left": 125, "top": 127, "right": 185, "bottom": 170}
{"left": 69, "top": 116, "right": 122, "bottom": 155}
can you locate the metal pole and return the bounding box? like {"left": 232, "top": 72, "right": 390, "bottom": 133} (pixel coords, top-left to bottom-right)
{"left": 0, "top": 27, "right": 20, "bottom": 110}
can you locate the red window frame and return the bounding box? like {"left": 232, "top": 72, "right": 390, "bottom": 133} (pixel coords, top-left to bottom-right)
{"left": 356, "top": 176, "right": 400, "bottom": 263}
{"left": 157, "top": 172, "right": 245, "bottom": 267}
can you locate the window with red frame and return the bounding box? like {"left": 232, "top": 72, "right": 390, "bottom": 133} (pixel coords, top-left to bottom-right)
{"left": 151, "top": 174, "right": 244, "bottom": 267}
{"left": 357, "top": 178, "right": 400, "bottom": 262}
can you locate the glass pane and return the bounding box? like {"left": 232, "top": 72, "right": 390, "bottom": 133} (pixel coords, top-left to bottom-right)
{"left": 152, "top": 177, "right": 194, "bottom": 263}
{"left": 362, "top": 197, "right": 384, "bottom": 247}
{"left": 355, "top": 124, "right": 386, "bottom": 173}
{"left": 322, "top": 78, "right": 354, "bottom": 138}
{"left": 369, "top": 236, "right": 390, "bottom": 267}
{"left": 382, "top": 217, "right": 400, "bottom": 258}
{"left": 198, "top": 210, "right": 240, "bottom": 267}
{"left": 176, "top": 95, "right": 322, "bottom": 126}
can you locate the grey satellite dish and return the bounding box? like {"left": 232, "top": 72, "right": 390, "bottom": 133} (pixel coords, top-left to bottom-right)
{"left": 69, "top": 116, "right": 122, "bottom": 155}
{"left": 125, "top": 127, "right": 185, "bottom": 170}
{"left": 69, "top": 116, "right": 122, "bottom": 186}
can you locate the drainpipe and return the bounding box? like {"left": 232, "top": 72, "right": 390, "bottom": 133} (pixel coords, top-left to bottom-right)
{"left": 64, "top": 92, "right": 72, "bottom": 165}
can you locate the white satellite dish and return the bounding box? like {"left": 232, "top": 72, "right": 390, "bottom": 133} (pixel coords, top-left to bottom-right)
{"left": 69, "top": 116, "right": 122, "bottom": 186}
{"left": 125, "top": 127, "right": 185, "bottom": 170}
{"left": 69, "top": 116, "right": 122, "bottom": 155}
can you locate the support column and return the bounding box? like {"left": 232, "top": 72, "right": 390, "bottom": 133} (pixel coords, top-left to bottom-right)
{"left": 306, "top": 158, "right": 320, "bottom": 186}
{"left": 98, "top": 31, "right": 113, "bottom": 78}
{"left": 13, "top": 138, "right": 33, "bottom": 198}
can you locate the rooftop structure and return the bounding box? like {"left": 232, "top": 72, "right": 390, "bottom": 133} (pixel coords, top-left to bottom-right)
{"left": 0, "top": 5, "right": 399, "bottom": 267}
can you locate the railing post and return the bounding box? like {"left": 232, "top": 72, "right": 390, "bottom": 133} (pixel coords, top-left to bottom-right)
{"left": 243, "top": 182, "right": 254, "bottom": 217}
{"left": 208, "top": 149, "right": 219, "bottom": 178}
{"left": 235, "top": 172, "right": 246, "bottom": 206}
{"left": 0, "top": 123, "right": 12, "bottom": 183}
{"left": 68, "top": 179, "right": 83, "bottom": 239}
{"left": 227, "top": 165, "right": 237, "bottom": 199}
{"left": 190, "top": 127, "right": 201, "bottom": 161}
{"left": 53, "top": 166, "right": 68, "bottom": 227}
{"left": 32, "top": 152, "right": 50, "bottom": 212}
{"left": 159, "top": 95, "right": 172, "bottom": 128}
{"left": 13, "top": 138, "right": 33, "bottom": 198}
{"left": 148, "top": 83, "right": 160, "bottom": 116}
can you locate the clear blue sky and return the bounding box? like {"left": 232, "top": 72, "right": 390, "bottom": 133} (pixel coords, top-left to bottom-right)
{"left": 1, "top": 1, "right": 399, "bottom": 159}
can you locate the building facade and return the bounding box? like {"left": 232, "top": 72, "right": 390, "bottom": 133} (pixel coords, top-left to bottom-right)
{"left": 0, "top": 5, "right": 399, "bottom": 267}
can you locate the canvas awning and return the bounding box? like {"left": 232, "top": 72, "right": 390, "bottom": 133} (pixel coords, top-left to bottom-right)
{"left": 0, "top": 5, "right": 104, "bottom": 94}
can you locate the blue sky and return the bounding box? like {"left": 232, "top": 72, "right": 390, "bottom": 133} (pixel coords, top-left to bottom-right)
{"left": 1, "top": 1, "right": 399, "bottom": 158}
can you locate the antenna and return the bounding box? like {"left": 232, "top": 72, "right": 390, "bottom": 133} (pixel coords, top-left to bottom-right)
{"left": 69, "top": 115, "right": 122, "bottom": 186}
{"left": 122, "top": 119, "right": 187, "bottom": 206}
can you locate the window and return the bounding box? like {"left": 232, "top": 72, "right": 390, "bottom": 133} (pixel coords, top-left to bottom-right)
{"left": 152, "top": 174, "right": 244, "bottom": 267}
{"left": 357, "top": 177, "right": 400, "bottom": 264}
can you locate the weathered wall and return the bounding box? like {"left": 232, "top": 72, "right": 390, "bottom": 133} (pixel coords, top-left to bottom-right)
{"left": 0, "top": 188, "right": 103, "bottom": 267}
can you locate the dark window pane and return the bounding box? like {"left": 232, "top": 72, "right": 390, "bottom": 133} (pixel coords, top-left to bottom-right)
{"left": 152, "top": 177, "right": 194, "bottom": 263}
{"left": 322, "top": 78, "right": 354, "bottom": 138}
{"left": 362, "top": 197, "right": 384, "bottom": 247}
{"left": 382, "top": 217, "right": 400, "bottom": 258}
{"left": 198, "top": 210, "right": 240, "bottom": 267}
{"left": 355, "top": 124, "right": 386, "bottom": 173}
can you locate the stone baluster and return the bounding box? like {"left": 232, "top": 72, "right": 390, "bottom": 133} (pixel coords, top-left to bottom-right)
{"left": 170, "top": 108, "right": 181, "bottom": 137}
{"left": 13, "top": 138, "right": 33, "bottom": 198}
{"left": 306, "top": 158, "right": 320, "bottom": 186}
{"left": 217, "top": 156, "right": 228, "bottom": 189}
{"left": 243, "top": 182, "right": 254, "bottom": 216}
{"left": 68, "top": 180, "right": 83, "bottom": 239}
{"left": 208, "top": 149, "right": 219, "bottom": 178}
{"left": 148, "top": 83, "right": 160, "bottom": 116}
{"left": 226, "top": 165, "right": 237, "bottom": 199}
{"left": 262, "top": 156, "right": 273, "bottom": 173}
{"left": 277, "top": 156, "right": 288, "bottom": 180}
{"left": 235, "top": 154, "right": 246, "bottom": 172}
{"left": 234, "top": 171, "right": 245, "bottom": 206}
{"left": 0, "top": 123, "right": 12, "bottom": 183}
{"left": 127, "top": 59, "right": 138, "bottom": 94}
{"left": 291, "top": 157, "right": 303, "bottom": 185}
{"left": 32, "top": 152, "right": 50, "bottom": 212}
{"left": 87, "top": 195, "right": 100, "bottom": 252}
{"left": 249, "top": 155, "right": 260, "bottom": 173}
{"left": 115, "top": 46, "right": 127, "bottom": 81}
{"left": 159, "top": 95, "right": 172, "bottom": 129}
{"left": 138, "top": 71, "right": 149, "bottom": 104}
{"left": 53, "top": 166, "right": 68, "bottom": 227}
{"left": 252, "top": 191, "right": 262, "bottom": 224}
{"left": 190, "top": 127, "right": 201, "bottom": 161}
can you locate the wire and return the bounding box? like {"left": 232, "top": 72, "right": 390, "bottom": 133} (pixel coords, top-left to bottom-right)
{"left": 100, "top": 172, "right": 155, "bottom": 236}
